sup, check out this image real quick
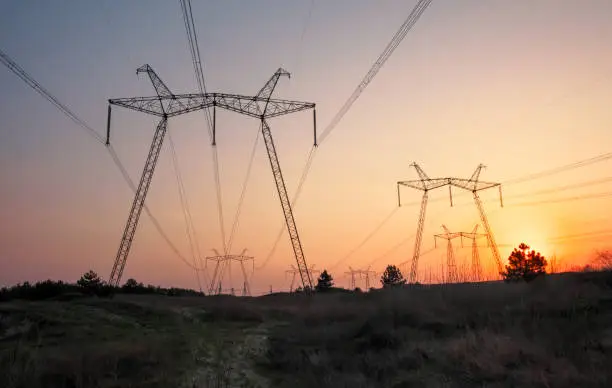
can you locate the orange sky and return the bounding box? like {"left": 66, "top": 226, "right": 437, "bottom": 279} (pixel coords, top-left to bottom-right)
{"left": 1, "top": 1, "right": 612, "bottom": 294}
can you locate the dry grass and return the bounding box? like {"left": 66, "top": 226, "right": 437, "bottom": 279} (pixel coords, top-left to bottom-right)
{"left": 1, "top": 271, "right": 611, "bottom": 387}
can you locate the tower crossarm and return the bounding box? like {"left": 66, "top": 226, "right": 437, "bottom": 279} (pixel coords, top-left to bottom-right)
{"left": 109, "top": 93, "right": 314, "bottom": 119}
{"left": 398, "top": 178, "right": 449, "bottom": 191}
{"left": 448, "top": 178, "right": 500, "bottom": 192}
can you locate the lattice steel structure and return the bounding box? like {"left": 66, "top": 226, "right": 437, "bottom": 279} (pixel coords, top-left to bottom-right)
{"left": 434, "top": 225, "right": 461, "bottom": 283}
{"left": 106, "top": 64, "right": 315, "bottom": 287}
{"left": 286, "top": 264, "right": 319, "bottom": 292}
{"left": 345, "top": 266, "right": 376, "bottom": 290}
{"left": 448, "top": 164, "right": 504, "bottom": 276}
{"left": 459, "top": 225, "right": 488, "bottom": 282}
{"left": 397, "top": 163, "right": 451, "bottom": 284}
{"left": 205, "top": 249, "right": 254, "bottom": 296}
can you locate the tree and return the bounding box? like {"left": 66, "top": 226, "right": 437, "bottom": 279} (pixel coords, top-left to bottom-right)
{"left": 593, "top": 250, "right": 612, "bottom": 270}
{"left": 77, "top": 270, "right": 103, "bottom": 294}
{"left": 502, "top": 243, "right": 547, "bottom": 282}
{"left": 380, "top": 265, "right": 406, "bottom": 287}
{"left": 315, "top": 270, "right": 334, "bottom": 292}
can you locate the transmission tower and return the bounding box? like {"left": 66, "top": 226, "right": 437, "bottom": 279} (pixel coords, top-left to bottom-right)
{"left": 286, "top": 265, "right": 319, "bottom": 292}
{"left": 434, "top": 225, "right": 461, "bottom": 283}
{"left": 458, "top": 225, "right": 488, "bottom": 282}
{"left": 106, "top": 64, "right": 315, "bottom": 287}
{"left": 448, "top": 164, "right": 504, "bottom": 276}
{"left": 205, "top": 249, "right": 254, "bottom": 296}
{"left": 397, "top": 163, "right": 452, "bottom": 284}
{"left": 221, "top": 68, "right": 317, "bottom": 291}
{"left": 345, "top": 266, "right": 376, "bottom": 290}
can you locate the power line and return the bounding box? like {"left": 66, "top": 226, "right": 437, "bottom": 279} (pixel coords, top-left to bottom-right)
{"left": 1, "top": 48, "right": 204, "bottom": 277}
{"left": 504, "top": 151, "right": 612, "bottom": 185}
{"left": 0, "top": 48, "right": 105, "bottom": 144}
{"left": 179, "top": 0, "right": 228, "bottom": 255}
{"left": 167, "top": 129, "right": 203, "bottom": 291}
{"left": 329, "top": 207, "right": 400, "bottom": 270}
{"left": 262, "top": 0, "right": 434, "bottom": 268}
{"left": 226, "top": 129, "right": 261, "bottom": 254}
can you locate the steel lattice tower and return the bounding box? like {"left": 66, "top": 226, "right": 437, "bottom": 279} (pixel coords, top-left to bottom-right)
{"left": 434, "top": 225, "right": 461, "bottom": 283}
{"left": 448, "top": 164, "right": 504, "bottom": 276}
{"left": 286, "top": 265, "right": 319, "bottom": 292}
{"left": 397, "top": 163, "right": 451, "bottom": 284}
{"left": 205, "top": 249, "right": 254, "bottom": 296}
{"left": 458, "top": 225, "right": 488, "bottom": 282}
{"left": 106, "top": 65, "right": 315, "bottom": 287}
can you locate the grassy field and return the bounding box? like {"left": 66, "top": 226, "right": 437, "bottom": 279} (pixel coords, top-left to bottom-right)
{"left": 1, "top": 271, "right": 612, "bottom": 387}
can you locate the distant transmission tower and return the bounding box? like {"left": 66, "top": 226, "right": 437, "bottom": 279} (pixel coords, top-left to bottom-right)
{"left": 434, "top": 225, "right": 461, "bottom": 283}
{"left": 345, "top": 266, "right": 376, "bottom": 290}
{"left": 397, "top": 163, "right": 452, "bottom": 284}
{"left": 448, "top": 164, "right": 504, "bottom": 276}
{"left": 286, "top": 265, "right": 319, "bottom": 292}
{"left": 458, "top": 225, "right": 488, "bottom": 282}
{"left": 205, "top": 249, "right": 254, "bottom": 296}
{"left": 105, "top": 64, "right": 315, "bottom": 287}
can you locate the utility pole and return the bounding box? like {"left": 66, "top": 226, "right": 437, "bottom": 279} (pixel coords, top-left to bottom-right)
{"left": 448, "top": 164, "right": 504, "bottom": 276}
{"left": 397, "top": 163, "right": 452, "bottom": 284}
{"left": 434, "top": 225, "right": 461, "bottom": 283}
{"left": 458, "top": 225, "right": 488, "bottom": 282}
{"left": 106, "top": 64, "right": 315, "bottom": 287}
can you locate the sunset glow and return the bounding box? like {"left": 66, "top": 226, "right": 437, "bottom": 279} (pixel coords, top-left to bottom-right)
{"left": 2, "top": 1, "right": 612, "bottom": 294}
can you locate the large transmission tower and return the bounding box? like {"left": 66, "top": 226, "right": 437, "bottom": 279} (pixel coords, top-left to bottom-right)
{"left": 106, "top": 64, "right": 315, "bottom": 287}
{"left": 458, "top": 225, "right": 488, "bottom": 282}
{"left": 220, "top": 68, "right": 317, "bottom": 291}
{"left": 434, "top": 225, "right": 461, "bottom": 283}
{"left": 448, "top": 164, "right": 504, "bottom": 276}
{"left": 397, "top": 163, "right": 451, "bottom": 284}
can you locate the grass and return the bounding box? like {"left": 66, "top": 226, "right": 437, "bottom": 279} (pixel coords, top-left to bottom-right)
{"left": 1, "top": 271, "right": 612, "bottom": 387}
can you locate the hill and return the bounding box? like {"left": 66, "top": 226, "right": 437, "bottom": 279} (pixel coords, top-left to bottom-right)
{"left": 1, "top": 271, "right": 612, "bottom": 387}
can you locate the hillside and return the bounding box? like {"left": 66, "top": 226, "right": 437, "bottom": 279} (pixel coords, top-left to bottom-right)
{"left": 2, "top": 271, "right": 612, "bottom": 387}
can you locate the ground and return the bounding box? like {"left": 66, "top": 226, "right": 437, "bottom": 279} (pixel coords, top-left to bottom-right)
{"left": 1, "top": 271, "right": 612, "bottom": 387}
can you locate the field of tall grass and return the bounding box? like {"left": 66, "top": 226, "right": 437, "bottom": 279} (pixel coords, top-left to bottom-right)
{"left": 1, "top": 270, "right": 611, "bottom": 387}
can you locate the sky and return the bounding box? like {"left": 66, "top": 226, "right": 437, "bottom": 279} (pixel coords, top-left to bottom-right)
{"left": 1, "top": 0, "right": 612, "bottom": 294}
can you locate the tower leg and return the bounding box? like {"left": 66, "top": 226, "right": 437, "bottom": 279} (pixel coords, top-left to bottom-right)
{"left": 260, "top": 119, "right": 313, "bottom": 290}
{"left": 447, "top": 239, "right": 457, "bottom": 283}
{"left": 472, "top": 238, "right": 482, "bottom": 282}
{"left": 409, "top": 191, "right": 428, "bottom": 283}
{"left": 473, "top": 191, "right": 503, "bottom": 276}
{"left": 109, "top": 117, "right": 168, "bottom": 286}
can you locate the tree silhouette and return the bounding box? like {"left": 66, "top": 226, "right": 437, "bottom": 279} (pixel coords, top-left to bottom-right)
{"left": 380, "top": 265, "right": 406, "bottom": 287}
{"left": 315, "top": 270, "right": 334, "bottom": 292}
{"left": 77, "top": 270, "right": 103, "bottom": 294}
{"left": 502, "top": 243, "right": 547, "bottom": 282}
{"left": 594, "top": 250, "right": 612, "bottom": 270}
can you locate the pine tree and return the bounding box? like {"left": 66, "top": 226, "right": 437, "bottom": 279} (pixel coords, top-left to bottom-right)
{"left": 316, "top": 270, "right": 334, "bottom": 292}
{"left": 380, "top": 265, "right": 406, "bottom": 287}
{"left": 77, "top": 270, "right": 103, "bottom": 294}
{"left": 502, "top": 243, "right": 547, "bottom": 282}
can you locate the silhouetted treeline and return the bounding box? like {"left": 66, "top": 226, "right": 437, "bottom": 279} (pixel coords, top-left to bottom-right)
{"left": 0, "top": 278, "right": 204, "bottom": 302}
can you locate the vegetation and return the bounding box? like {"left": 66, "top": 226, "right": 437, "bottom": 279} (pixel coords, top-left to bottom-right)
{"left": 2, "top": 268, "right": 612, "bottom": 387}
{"left": 380, "top": 264, "right": 406, "bottom": 287}
{"left": 0, "top": 271, "right": 204, "bottom": 302}
{"left": 594, "top": 250, "right": 612, "bottom": 270}
{"left": 315, "top": 270, "right": 334, "bottom": 292}
{"left": 502, "top": 243, "right": 547, "bottom": 282}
